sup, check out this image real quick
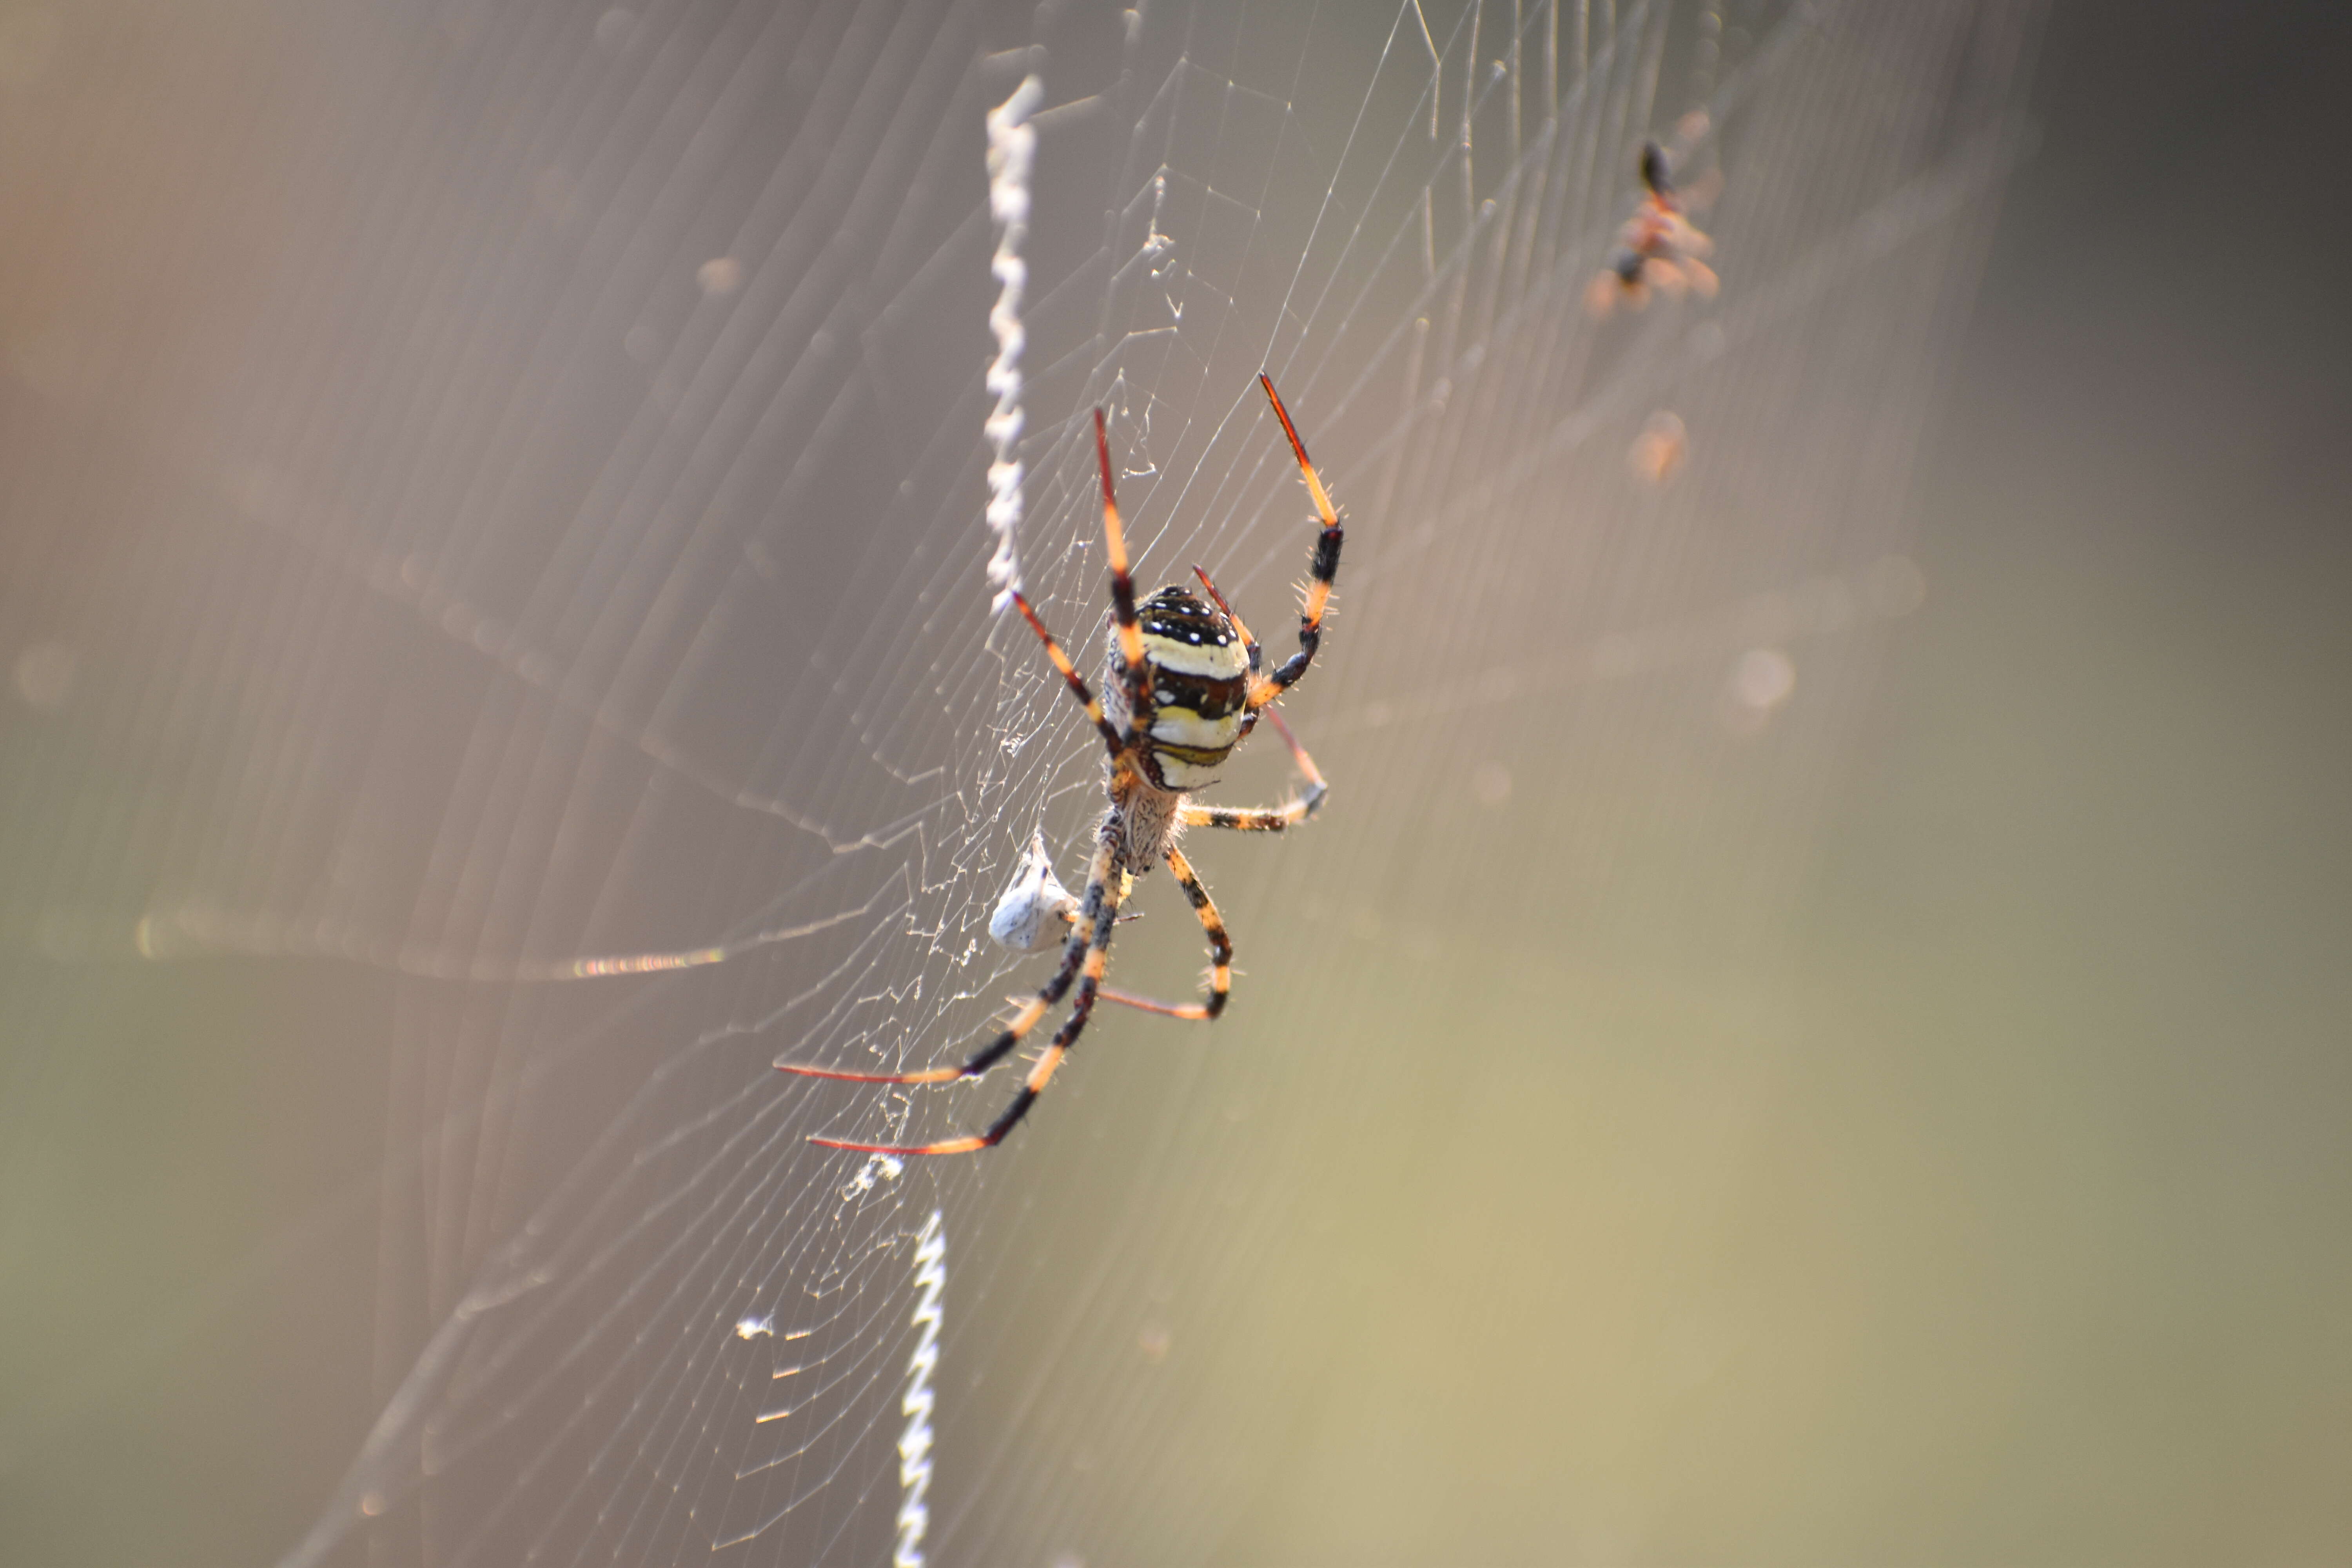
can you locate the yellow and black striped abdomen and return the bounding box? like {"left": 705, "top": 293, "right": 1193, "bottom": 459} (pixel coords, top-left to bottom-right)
{"left": 1128, "top": 586, "right": 1250, "bottom": 789}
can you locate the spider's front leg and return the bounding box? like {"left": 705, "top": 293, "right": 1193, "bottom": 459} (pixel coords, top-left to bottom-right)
{"left": 1247, "top": 374, "right": 1344, "bottom": 711}
{"left": 1093, "top": 408, "right": 1156, "bottom": 748}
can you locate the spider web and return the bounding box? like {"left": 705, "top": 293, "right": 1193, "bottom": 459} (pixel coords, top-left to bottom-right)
{"left": 0, "top": 0, "right": 2040, "bottom": 1562}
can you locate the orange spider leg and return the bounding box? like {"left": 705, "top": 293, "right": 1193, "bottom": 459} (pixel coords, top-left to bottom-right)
{"left": 1247, "top": 374, "right": 1344, "bottom": 712}
{"left": 804, "top": 844, "right": 1124, "bottom": 1156}
{"left": 1093, "top": 844, "right": 1233, "bottom": 1021}
{"left": 780, "top": 836, "right": 1112, "bottom": 1096}
{"left": 1177, "top": 706, "right": 1328, "bottom": 832}
{"left": 1008, "top": 591, "right": 1125, "bottom": 759}
{"left": 1094, "top": 410, "right": 1152, "bottom": 742}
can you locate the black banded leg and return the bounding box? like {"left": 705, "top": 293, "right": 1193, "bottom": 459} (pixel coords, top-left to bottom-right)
{"left": 1009, "top": 592, "right": 1125, "bottom": 760}
{"left": 1247, "top": 374, "right": 1344, "bottom": 710}
{"left": 1191, "top": 565, "right": 1262, "bottom": 674}
{"left": 1093, "top": 409, "right": 1154, "bottom": 746}
{"left": 806, "top": 839, "right": 1126, "bottom": 1156}
{"left": 783, "top": 838, "right": 1114, "bottom": 1091}
{"left": 956, "top": 898, "right": 1116, "bottom": 1152}
{"left": 1176, "top": 708, "right": 1330, "bottom": 833}
{"left": 1098, "top": 844, "right": 1233, "bottom": 1021}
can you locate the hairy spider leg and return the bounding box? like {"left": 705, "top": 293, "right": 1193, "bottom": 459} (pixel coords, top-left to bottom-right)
{"left": 1192, "top": 564, "right": 1328, "bottom": 816}
{"left": 808, "top": 832, "right": 1126, "bottom": 1155}
{"left": 1007, "top": 590, "right": 1125, "bottom": 760}
{"left": 1178, "top": 706, "right": 1329, "bottom": 832}
{"left": 1095, "top": 843, "right": 1233, "bottom": 1020}
{"left": 1191, "top": 564, "right": 1262, "bottom": 673}
{"left": 1094, "top": 408, "right": 1154, "bottom": 748}
{"left": 779, "top": 836, "right": 1116, "bottom": 1088}
{"left": 1189, "top": 563, "right": 1272, "bottom": 749}
{"left": 1248, "top": 374, "right": 1344, "bottom": 711}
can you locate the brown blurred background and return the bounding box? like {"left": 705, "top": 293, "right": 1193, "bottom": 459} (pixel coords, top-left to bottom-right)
{"left": 0, "top": 2, "right": 2347, "bottom": 1565}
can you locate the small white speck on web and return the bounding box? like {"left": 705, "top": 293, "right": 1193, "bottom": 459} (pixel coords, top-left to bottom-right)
{"left": 988, "top": 829, "right": 1077, "bottom": 951}
{"left": 735, "top": 1314, "right": 775, "bottom": 1341}
{"left": 841, "top": 1153, "right": 905, "bottom": 1200}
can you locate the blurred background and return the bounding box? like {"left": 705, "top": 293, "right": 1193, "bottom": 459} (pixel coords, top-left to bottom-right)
{"left": 0, "top": 1, "right": 2346, "bottom": 1565}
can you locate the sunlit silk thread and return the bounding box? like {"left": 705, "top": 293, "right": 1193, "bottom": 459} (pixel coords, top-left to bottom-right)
{"left": 894, "top": 1210, "right": 948, "bottom": 1568}
{"left": 983, "top": 74, "right": 1043, "bottom": 613}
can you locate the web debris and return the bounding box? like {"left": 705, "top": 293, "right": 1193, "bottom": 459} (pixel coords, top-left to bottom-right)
{"left": 987, "top": 828, "right": 1079, "bottom": 951}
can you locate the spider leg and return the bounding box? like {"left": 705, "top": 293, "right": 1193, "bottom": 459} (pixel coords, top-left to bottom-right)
{"left": 1191, "top": 564, "right": 1262, "bottom": 673}
{"left": 1246, "top": 374, "right": 1343, "bottom": 711}
{"left": 1176, "top": 707, "right": 1329, "bottom": 832}
{"left": 1094, "top": 409, "right": 1154, "bottom": 748}
{"left": 1009, "top": 591, "right": 1125, "bottom": 759}
{"left": 782, "top": 837, "right": 1114, "bottom": 1088}
{"left": 809, "top": 831, "right": 1127, "bottom": 1156}
{"left": 1096, "top": 843, "right": 1232, "bottom": 1020}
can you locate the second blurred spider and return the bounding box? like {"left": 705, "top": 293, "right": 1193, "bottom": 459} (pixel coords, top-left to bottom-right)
{"left": 1586, "top": 140, "right": 1720, "bottom": 316}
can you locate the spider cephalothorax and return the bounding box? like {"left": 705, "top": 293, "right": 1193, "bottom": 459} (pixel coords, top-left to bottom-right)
{"left": 780, "top": 374, "right": 1338, "bottom": 1155}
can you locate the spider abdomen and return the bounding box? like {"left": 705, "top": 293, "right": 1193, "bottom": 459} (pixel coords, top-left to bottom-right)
{"left": 1145, "top": 672, "right": 1247, "bottom": 782}
{"left": 1112, "top": 585, "right": 1251, "bottom": 789}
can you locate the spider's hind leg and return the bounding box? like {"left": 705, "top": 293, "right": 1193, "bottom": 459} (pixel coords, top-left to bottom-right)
{"left": 782, "top": 837, "right": 1113, "bottom": 1091}
{"left": 1098, "top": 843, "right": 1233, "bottom": 1022}
{"left": 1176, "top": 708, "right": 1329, "bottom": 833}
{"left": 800, "top": 831, "right": 1128, "bottom": 1156}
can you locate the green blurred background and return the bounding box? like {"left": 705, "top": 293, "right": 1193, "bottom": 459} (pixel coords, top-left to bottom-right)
{"left": 2, "top": 2, "right": 2348, "bottom": 1564}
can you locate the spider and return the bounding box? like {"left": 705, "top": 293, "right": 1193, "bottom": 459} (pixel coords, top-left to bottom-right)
{"left": 1584, "top": 140, "right": 1719, "bottom": 318}
{"left": 778, "top": 374, "right": 1341, "bottom": 1155}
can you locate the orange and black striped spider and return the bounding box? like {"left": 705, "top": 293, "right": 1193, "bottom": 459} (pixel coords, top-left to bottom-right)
{"left": 778, "top": 375, "right": 1340, "bottom": 1155}
{"left": 1585, "top": 140, "right": 1719, "bottom": 317}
